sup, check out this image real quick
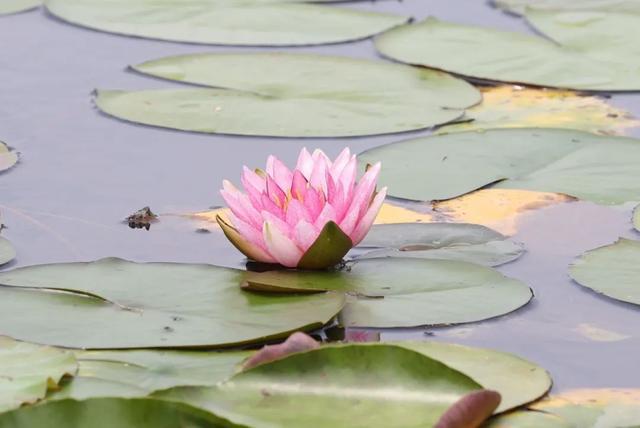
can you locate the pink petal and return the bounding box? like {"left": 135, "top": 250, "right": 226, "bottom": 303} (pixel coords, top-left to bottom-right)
{"left": 262, "top": 210, "right": 295, "bottom": 240}
{"left": 242, "top": 166, "right": 266, "bottom": 193}
{"left": 309, "top": 155, "right": 329, "bottom": 197}
{"left": 285, "top": 198, "right": 313, "bottom": 227}
{"left": 260, "top": 193, "right": 285, "bottom": 221}
{"left": 263, "top": 222, "right": 304, "bottom": 267}
{"left": 338, "top": 156, "right": 357, "bottom": 199}
{"left": 313, "top": 204, "right": 337, "bottom": 230}
{"left": 350, "top": 187, "right": 387, "bottom": 245}
{"left": 221, "top": 181, "right": 262, "bottom": 229}
{"left": 303, "top": 185, "right": 325, "bottom": 221}
{"left": 295, "top": 148, "right": 314, "bottom": 179}
{"left": 266, "top": 156, "right": 293, "bottom": 194}
{"left": 338, "top": 162, "right": 381, "bottom": 236}
{"left": 228, "top": 213, "right": 275, "bottom": 262}
{"left": 266, "top": 175, "right": 287, "bottom": 208}
{"left": 329, "top": 148, "right": 351, "bottom": 181}
{"left": 290, "top": 170, "right": 308, "bottom": 202}
{"left": 295, "top": 220, "right": 321, "bottom": 252}
{"left": 311, "top": 149, "right": 331, "bottom": 166}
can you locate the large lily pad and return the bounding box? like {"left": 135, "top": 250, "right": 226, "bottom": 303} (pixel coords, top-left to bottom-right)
{"left": 46, "top": 0, "right": 407, "bottom": 46}
{"left": 356, "top": 223, "right": 524, "bottom": 267}
{"left": 0, "top": 397, "right": 231, "bottom": 427}
{"left": 0, "top": 0, "right": 39, "bottom": 15}
{"left": 0, "top": 142, "right": 18, "bottom": 173}
{"left": 243, "top": 258, "right": 532, "bottom": 328}
{"left": 375, "top": 14, "right": 640, "bottom": 91}
{"left": 401, "top": 342, "right": 551, "bottom": 413}
{"left": 569, "top": 238, "right": 640, "bottom": 306}
{"left": 158, "top": 344, "right": 483, "bottom": 428}
{"left": 0, "top": 237, "right": 15, "bottom": 266}
{"left": 50, "top": 349, "right": 250, "bottom": 400}
{"left": 97, "top": 52, "right": 480, "bottom": 137}
{"left": 0, "top": 258, "right": 345, "bottom": 349}
{"left": 0, "top": 337, "right": 77, "bottom": 412}
{"left": 494, "top": 0, "right": 640, "bottom": 14}
{"left": 358, "top": 128, "right": 640, "bottom": 204}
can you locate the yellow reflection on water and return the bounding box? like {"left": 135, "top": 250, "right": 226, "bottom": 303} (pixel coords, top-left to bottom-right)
{"left": 190, "top": 190, "right": 571, "bottom": 236}
{"left": 440, "top": 85, "right": 640, "bottom": 135}
{"left": 532, "top": 388, "right": 640, "bottom": 408}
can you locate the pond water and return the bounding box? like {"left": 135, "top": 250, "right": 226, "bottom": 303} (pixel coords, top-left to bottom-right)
{"left": 1, "top": 0, "right": 639, "bottom": 391}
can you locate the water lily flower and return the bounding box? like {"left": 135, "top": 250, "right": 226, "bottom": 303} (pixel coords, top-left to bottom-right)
{"left": 217, "top": 148, "right": 386, "bottom": 269}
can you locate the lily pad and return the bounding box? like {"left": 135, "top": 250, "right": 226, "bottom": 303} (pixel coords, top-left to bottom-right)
{"left": 0, "top": 237, "right": 16, "bottom": 266}
{"left": 375, "top": 15, "right": 640, "bottom": 91}
{"left": 46, "top": 0, "right": 407, "bottom": 46}
{"left": 400, "top": 342, "right": 552, "bottom": 413}
{"left": 569, "top": 238, "right": 640, "bottom": 306}
{"left": 633, "top": 204, "right": 640, "bottom": 232}
{"left": 487, "top": 388, "right": 640, "bottom": 428}
{"left": 157, "top": 344, "right": 484, "bottom": 428}
{"left": 0, "top": 337, "right": 77, "bottom": 412}
{"left": 50, "top": 349, "right": 250, "bottom": 400}
{"left": 0, "top": 258, "right": 345, "bottom": 349}
{"left": 97, "top": 52, "right": 480, "bottom": 138}
{"left": 243, "top": 258, "right": 533, "bottom": 328}
{"left": 0, "top": 142, "right": 18, "bottom": 173}
{"left": 494, "top": 0, "right": 640, "bottom": 14}
{"left": 0, "top": 0, "right": 39, "bottom": 15}
{"left": 0, "top": 397, "right": 231, "bottom": 427}
{"left": 358, "top": 128, "right": 640, "bottom": 204}
{"left": 356, "top": 223, "right": 524, "bottom": 267}
{"left": 438, "top": 86, "right": 640, "bottom": 136}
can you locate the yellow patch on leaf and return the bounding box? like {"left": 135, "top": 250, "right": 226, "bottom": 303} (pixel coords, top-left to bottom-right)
{"left": 440, "top": 85, "right": 640, "bottom": 136}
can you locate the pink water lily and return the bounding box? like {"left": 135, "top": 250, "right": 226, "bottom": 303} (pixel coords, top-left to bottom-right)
{"left": 217, "top": 148, "right": 386, "bottom": 269}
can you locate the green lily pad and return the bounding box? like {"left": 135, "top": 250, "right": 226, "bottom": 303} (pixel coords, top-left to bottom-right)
{"left": 157, "top": 344, "right": 483, "bottom": 428}
{"left": 97, "top": 52, "right": 480, "bottom": 138}
{"left": 0, "top": 237, "right": 16, "bottom": 266}
{"left": 0, "top": 142, "right": 18, "bottom": 173}
{"left": 633, "top": 204, "right": 640, "bottom": 232}
{"left": 400, "top": 342, "right": 551, "bottom": 413}
{"left": 494, "top": 0, "right": 640, "bottom": 14}
{"left": 356, "top": 223, "right": 524, "bottom": 267}
{"left": 569, "top": 238, "right": 640, "bottom": 306}
{"left": 375, "top": 14, "right": 640, "bottom": 91}
{"left": 243, "top": 258, "right": 532, "bottom": 328}
{"left": 0, "top": 258, "right": 345, "bottom": 349}
{"left": 358, "top": 128, "right": 640, "bottom": 204}
{"left": 0, "top": 397, "right": 231, "bottom": 427}
{"left": 45, "top": 0, "right": 407, "bottom": 46}
{"left": 50, "top": 349, "right": 250, "bottom": 400}
{"left": 0, "top": 0, "right": 39, "bottom": 15}
{"left": 0, "top": 337, "right": 77, "bottom": 412}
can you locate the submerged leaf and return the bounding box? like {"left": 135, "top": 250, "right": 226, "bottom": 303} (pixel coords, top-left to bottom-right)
{"left": 96, "top": 52, "right": 480, "bottom": 137}
{"left": 241, "top": 332, "right": 319, "bottom": 370}
{"left": 357, "top": 223, "right": 524, "bottom": 267}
